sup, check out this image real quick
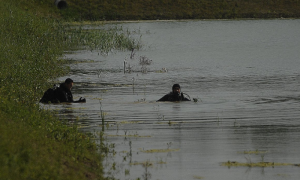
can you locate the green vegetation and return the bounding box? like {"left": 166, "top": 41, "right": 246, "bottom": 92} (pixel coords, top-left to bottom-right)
{"left": 193, "top": 176, "right": 204, "bottom": 180}
{"left": 139, "top": 148, "right": 179, "bottom": 153}
{"left": 58, "top": 0, "right": 300, "bottom": 21}
{"left": 222, "top": 150, "right": 300, "bottom": 168}
{"left": 0, "top": 0, "right": 141, "bottom": 179}
{"left": 222, "top": 160, "right": 296, "bottom": 167}
{"left": 239, "top": 150, "right": 268, "bottom": 154}
{"left": 0, "top": 104, "right": 102, "bottom": 180}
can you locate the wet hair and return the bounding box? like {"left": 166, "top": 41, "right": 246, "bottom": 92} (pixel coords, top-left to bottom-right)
{"left": 65, "top": 78, "right": 73, "bottom": 84}
{"left": 172, "top": 84, "right": 180, "bottom": 90}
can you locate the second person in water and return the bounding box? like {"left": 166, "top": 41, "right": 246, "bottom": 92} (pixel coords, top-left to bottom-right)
{"left": 157, "top": 84, "right": 191, "bottom": 101}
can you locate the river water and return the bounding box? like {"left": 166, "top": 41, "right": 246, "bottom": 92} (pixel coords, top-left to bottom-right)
{"left": 46, "top": 19, "right": 300, "bottom": 180}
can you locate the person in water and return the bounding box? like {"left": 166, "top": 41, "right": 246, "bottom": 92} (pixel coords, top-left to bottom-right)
{"left": 157, "top": 84, "right": 191, "bottom": 101}
{"left": 40, "top": 78, "right": 86, "bottom": 103}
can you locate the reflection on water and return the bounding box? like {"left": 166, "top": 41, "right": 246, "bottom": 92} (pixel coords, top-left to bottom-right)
{"left": 45, "top": 19, "right": 300, "bottom": 180}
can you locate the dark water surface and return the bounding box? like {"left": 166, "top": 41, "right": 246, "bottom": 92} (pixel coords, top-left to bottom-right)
{"left": 44, "top": 19, "right": 300, "bottom": 179}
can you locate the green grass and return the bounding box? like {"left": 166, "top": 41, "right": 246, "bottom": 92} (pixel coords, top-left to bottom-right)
{"left": 55, "top": 0, "right": 300, "bottom": 21}
{"left": 0, "top": 101, "right": 102, "bottom": 180}
{"left": 0, "top": 0, "right": 141, "bottom": 179}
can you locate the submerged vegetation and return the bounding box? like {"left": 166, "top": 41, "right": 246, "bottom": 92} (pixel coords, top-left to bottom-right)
{"left": 0, "top": 0, "right": 141, "bottom": 179}
{"left": 139, "top": 148, "right": 179, "bottom": 153}
{"left": 59, "top": 0, "right": 300, "bottom": 20}
{"left": 222, "top": 161, "right": 299, "bottom": 168}
{"left": 239, "top": 150, "right": 268, "bottom": 154}
{"left": 222, "top": 150, "right": 300, "bottom": 168}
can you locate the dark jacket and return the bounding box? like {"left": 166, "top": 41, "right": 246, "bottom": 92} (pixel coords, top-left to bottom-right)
{"left": 54, "top": 83, "right": 74, "bottom": 103}
{"left": 157, "top": 92, "right": 190, "bottom": 102}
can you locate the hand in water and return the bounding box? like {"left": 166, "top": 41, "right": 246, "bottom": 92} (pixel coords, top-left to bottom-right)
{"left": 79, "top": 97, "right": 86, "bottom": 102}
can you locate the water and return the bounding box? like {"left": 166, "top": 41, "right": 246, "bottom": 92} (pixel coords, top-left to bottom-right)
{"left": 44, "top": 19, "right": 300, "bottom": 179}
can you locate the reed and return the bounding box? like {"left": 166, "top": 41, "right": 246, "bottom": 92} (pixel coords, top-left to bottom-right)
{"left": 139, "top": 56, "right": 153, "bottom": 73}
{"left": 65, "top": 26, "right": 142, "bottom": 55}
{"left": 124, "top": 53, "right": 152, "bottom": 74}
{"left": 99, "top": 101, "right": 105, "bottom": 131}
{"left": 142, "top": 160, "right": 152, "bottom": 180}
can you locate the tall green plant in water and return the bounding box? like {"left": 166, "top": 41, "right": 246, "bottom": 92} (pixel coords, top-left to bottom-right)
{"left": 66, "top": 25, "right": 142, "bottom": 54}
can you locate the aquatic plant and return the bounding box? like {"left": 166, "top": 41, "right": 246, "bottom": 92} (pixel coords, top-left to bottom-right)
{"left": 130, "top": 48, "right": 136, "bottom": 59}
{"left": 105, "top": 133, "right": 151, "bottom": 138}
{"left": 123, "top": 59, "right": 135, "bottom": 73}
{"left": 139, "top": 55, "right": 153, "bottom": 73}
{"left": 276, "top": 174, "right": 291, "bottom": 178}
{"left": 118, "top": 120, "right": 143, "bottom": 124}
{"left": 123, "top": 52, "right": 153, "bottom": 74}
{"left": 220, "top": 149, "right": 294, "bottom": 168}
{"left": 261, "top": 154, "right": 265, "bottom": 162}
{"left": 129, "top": 160, "right": 153, "bottom": 180}
{"left": 130, "top": 161, "right": 153, "bottom": 167}
{"left": 239, "top": 150, "right": 268, "bottom": 155}
{"left": 139, "top": 148, "right": 179, "bottom": 153}
{"left": 128, "top": 141, "right": 133, "bottom": 163}
{"left": 157, "top": 158, "right": 167, "bottom": 165}
{"left": 193, "top": 176, "right": 204, "bottom": 179}
{"left": 244, "top": 155, "right": 252, "bottom": 165}
{"left": 155, "top": 68, "right": 168, "bottom": 73}
{"left": 142, "top": 160, "right": 152, "bottom": 180}
{"left": 99, "top": 101, "right": 105, "bottom": 131}
{"left": 125, "top": 169, "right": 130, "bottom": 176}
{"left": 96, "top": 69, "right": 102, "bottom": 78}
{"left": 222, "top": 160, "right": 295, "bottom": 168}
{"left": 64, "top": 25, "right": 142, "bottom": 55}
{"left": 132, "top": 77, "right": 135, "bottom": 91}
{"left": 97, "top": 131, "right": 116, "bottom": 157}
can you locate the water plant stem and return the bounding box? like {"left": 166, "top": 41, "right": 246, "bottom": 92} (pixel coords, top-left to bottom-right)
{"left": 99, "top": 101, "right": 105, "bottom": 131}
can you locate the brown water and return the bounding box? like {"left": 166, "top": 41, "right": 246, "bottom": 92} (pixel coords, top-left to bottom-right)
{"left": 43, "top": 19, "right": 300, "bottom": 180}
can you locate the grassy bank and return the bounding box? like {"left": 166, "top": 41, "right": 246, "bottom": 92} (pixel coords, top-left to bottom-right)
{"left": 0, "top": 0, "right": 140, "bottom": 179}
{"left": 57, "top": 0, "right": 300, "bottom": 20}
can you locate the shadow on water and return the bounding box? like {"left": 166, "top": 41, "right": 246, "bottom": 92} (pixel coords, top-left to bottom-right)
{"left": 45, "top": 19, "right": 300, "bottom": 180}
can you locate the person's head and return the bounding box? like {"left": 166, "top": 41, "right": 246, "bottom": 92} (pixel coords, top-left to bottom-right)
{"left": 64, "top": 78, "right": 74, "bottom": 90}
{"left": 172, "top": 84, "right": 181, "bottom": 94}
